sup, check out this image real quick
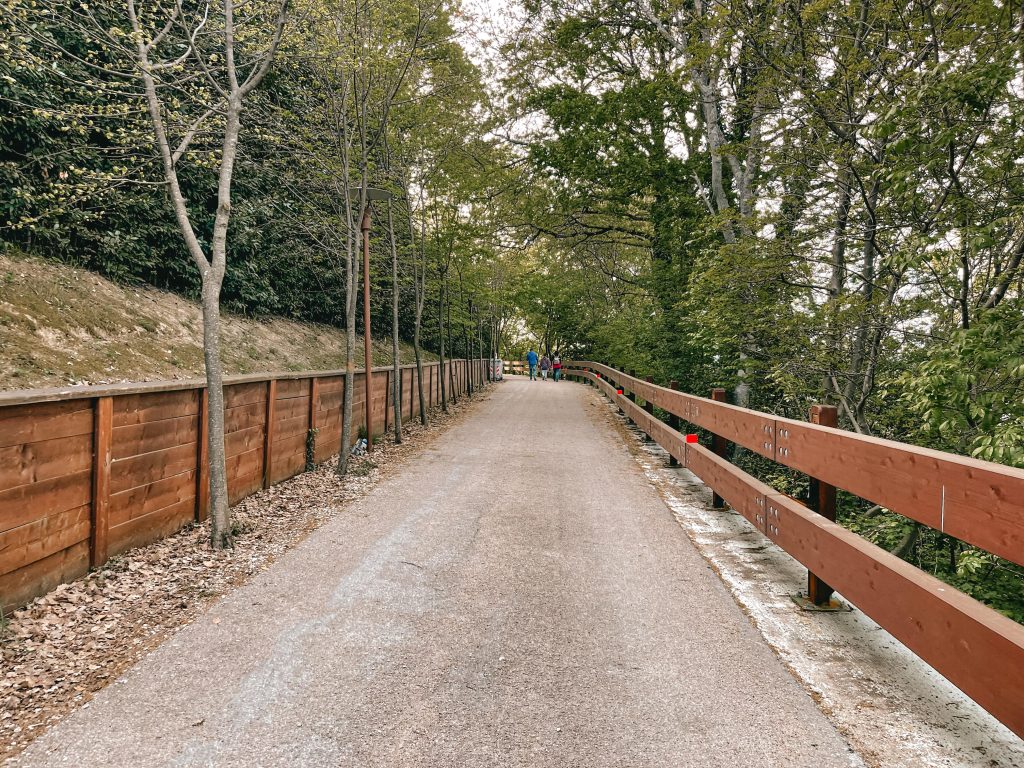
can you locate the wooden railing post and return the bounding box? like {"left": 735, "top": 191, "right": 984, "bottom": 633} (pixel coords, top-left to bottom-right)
{"left": 627, "top": 370, "right": 637, "bottom": 404}
{"left": 807, "top": 404, "right": 839, "bottom": 605}
{"left": 263, "top": 379, "right": 277, "bottom": 488}
{"left": 642, "top": 375, "right": 655, "bottom": 441}
{"left": 710, "top": 387, "right": 727, "bottom": 508}
{"left": 90, "top": 396, "right": 112, "bottom": 568}
{"left": 667, "top": 380, "right": 681, "bottom": 467}
{"left": 384, "top": 369, "right": 391, "bottom": 433}
{"left": 196, "top": 388, "right": 209, "bottom": 521}
{"left": 307, "top": 377, "right": 319, "bottom": 471}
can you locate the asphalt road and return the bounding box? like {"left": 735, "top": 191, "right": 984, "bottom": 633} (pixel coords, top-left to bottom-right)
{"left": 15, "top": 377, "right": 861, "bottom": 768}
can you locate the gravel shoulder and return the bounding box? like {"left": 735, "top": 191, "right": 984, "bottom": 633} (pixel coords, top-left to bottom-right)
{"left": 10, "top": 378, "right": 862, "bottom": 768}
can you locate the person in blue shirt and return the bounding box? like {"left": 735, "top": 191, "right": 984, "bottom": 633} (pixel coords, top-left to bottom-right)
{"left": 526, "top": 349, "right": 539, "bottom": 380}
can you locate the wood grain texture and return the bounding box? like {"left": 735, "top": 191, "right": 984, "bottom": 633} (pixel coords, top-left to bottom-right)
{"left": 0, "top": 362, "right": 485, "bottom": 608}
{"left": 765, "top": 492, "right": 1024, "bottom": 739}
{"left": 90, "top": 397, "right": 112, "bottom": 567}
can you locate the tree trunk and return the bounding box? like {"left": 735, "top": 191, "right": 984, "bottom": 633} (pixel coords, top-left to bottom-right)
{"left": 338, "top": 213, "right": 362, "bottom": 477}
{"left": 388, "top": 201, "right": 402, "bottom": 443}
{"left": 201, "top": 275, "right": 231, "bottom": 547}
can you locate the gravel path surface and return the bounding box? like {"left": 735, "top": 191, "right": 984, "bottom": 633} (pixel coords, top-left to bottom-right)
{"left": 14, "top": 378, "right": 862, "bottom": 768}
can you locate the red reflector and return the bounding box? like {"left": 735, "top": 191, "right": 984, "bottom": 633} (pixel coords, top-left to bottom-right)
{"left": 686, "top": 434, "right": 698, "bottom": 443}
{"left": 616, "top": 388, "right": 623, "bottom": 394}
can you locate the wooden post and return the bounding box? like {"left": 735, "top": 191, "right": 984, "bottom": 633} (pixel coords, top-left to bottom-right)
{"left": 384, "top": 369, "right": 391, "bottom": 433}
{"left": 668, "top": 380, "right": 681, "bottom": 467}
{"left": 642, "top": 375, "right": 655, "bottom": 441}
{"left": 627, "top": 370, "right": 637, "bottom": 403}
{"left": 196, "top": 388, "right": 209, "bottom": 521}
{"left": 308, "top": 377, "right": 319, "bottom": 469}
{"left": 90, "top": 396, "right": 112, "bottom": 568}
{"left": 264, "top": 379, "right": 277, "bottom": 489}
{"left": 711, "top": 387, "right": 727, "bottom": 508}
{"left": 808, "top": 404, "right": 839, "bottom": 605}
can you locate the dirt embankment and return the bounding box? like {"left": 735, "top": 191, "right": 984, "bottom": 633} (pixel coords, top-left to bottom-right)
{"left": 0, "top": 252, "right": 431, "bottom": 391}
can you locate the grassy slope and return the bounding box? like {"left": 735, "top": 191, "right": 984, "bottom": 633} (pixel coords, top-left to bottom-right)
{"left": 0, "top": 252, "right": 434, "bottom": 391}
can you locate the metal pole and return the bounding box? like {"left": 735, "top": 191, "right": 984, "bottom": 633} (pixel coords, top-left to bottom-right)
{"left": 362, "top": 207, "right": 374, "bottom": 452}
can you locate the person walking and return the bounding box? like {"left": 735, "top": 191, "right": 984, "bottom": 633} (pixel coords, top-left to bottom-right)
{"left": 552, "top": 353, "right": 562, "bottom": 382}
{"left": 540, "top": 354, "right": 551, "bottom": 381}
{"left": 526, "top": 348, "right": 539, "bottom": 381}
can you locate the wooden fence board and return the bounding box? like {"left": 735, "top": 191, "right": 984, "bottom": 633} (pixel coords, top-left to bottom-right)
{"left": 764, "top": 492, "right": 1024, "bottom": 738}
{"left": 225, "top": 424, "right": 264, "bottom": 458}
{"left": 0, "top": 504, "right": 90, "bottom": 577}
{"left": 0, "top": 401, "right": 93, "bottom": 449}
{"left": 224, "top": 382, "right": 267, "bottom": 409}
{"left": 774, "top": 419, "right": 1024, "bottom": 567}
{"left": 108, "top": 498, "right": 196, "bottom": 557}
{"left": 275, "top": 378, "right": 308, "bottom": 399}
{"left": 0, "top": 469, "right": 93, "bottom": 534}
{"left": 0, "top": 540, "right": 89, "bottom": 613}
{"left": 0, "top": 433, "right": 93, "bottom": 488}
{"left": 112, "top": 389, "right": 199, "bottom": 427}
{"left": 110, "top": 442, "right": 198, "bottom": 495}
{"left": 109, "top": 470, "right": 196, "bottom": 528}
{"left": 111, "top": 414, "right": 199, "bottom": 461}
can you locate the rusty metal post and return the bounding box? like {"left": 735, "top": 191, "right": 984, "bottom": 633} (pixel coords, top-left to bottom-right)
{"left": 361, "top": 207, "right": 374, "bottom": 452}
{"left": 710, "top": 387, "right": 727, "bottom": 508}
{"left": 667, "top": 380, "right": 681, "bottom": 466}
{"left": 807, "top": 404, "right": 839, "bottom": 605}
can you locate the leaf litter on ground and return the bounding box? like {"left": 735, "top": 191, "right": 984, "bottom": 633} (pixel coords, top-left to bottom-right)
{"left": 0, "top": 394, "right": 484, "bottom": 764}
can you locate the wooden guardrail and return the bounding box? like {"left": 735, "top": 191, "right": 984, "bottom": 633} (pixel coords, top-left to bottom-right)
{"left": 0, "top": 358, "right": 490, "bottom": 611}
{"left": 565, "top": 361, "right": 1024, "bottom": 740}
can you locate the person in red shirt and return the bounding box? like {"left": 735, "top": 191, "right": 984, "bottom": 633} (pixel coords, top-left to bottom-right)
{"left": 552, "top": 354, "right": 562, "bottom": 382}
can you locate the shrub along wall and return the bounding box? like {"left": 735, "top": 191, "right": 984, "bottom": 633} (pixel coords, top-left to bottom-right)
{"left": 0, "top": 359, "right": 489, "bottom": 611}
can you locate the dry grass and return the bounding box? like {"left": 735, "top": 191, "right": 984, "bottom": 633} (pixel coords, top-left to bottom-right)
{"left": 0, "top": 252, "right": 431, "bottom": 390}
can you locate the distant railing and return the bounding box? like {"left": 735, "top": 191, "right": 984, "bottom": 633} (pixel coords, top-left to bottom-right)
{"left": 565, "top": 361, "right": 1024, "bottom": 740}
{"left": 0, "top": 358, "right": 490, "bottom": 611}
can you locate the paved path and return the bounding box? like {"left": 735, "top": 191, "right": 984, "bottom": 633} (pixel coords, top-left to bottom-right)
{"left": 16, "top": 378, "right": 860, "bottom": 767}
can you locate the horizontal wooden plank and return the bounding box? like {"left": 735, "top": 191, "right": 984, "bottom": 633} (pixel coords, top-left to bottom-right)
{"left": 764, "top": 492, "right": 1024, "bottom": 739}
{"left": 0, "top": 401, "right": 93, "bottom": 449}
{"left": 774, "top": 418, "right": 1024, "bottom": 567}
{"left": 0, "top": 504, "right": 90, "bottom": 577}
{"left": 111, "top": 414, "right": 198, "bottom": 460}
{"left": 225, "top": 402, "right": 265, "bottom": 434}
{"left": 317, "top": 376, "right": 344, "bottom": 394}
{"left": 109, "top": 470, "right": 196, "bottom": 528}
{"left": 0, "top": 432, "right": 93, "bottom": 489}
{"left": 685, "top": 444, "right": 775, "bottom": 531}
{"left": 0, "top": 540, "right": 89, "bottom": 612}
{"left": 108, "top": 498, "right": 195, "bottom": 557}
{"left": 110, "top": 442, "right": 197, "bottom": 495}
{"left": 273, "top": 396, "right": 308, "bottom": 425}
{"left": 225, "top": 424, "right": 264, "bottom": 459}
{"left": 112, "top": 389, "right": 199, "bottom": 427}
{"left": 224, "top": 381, "right": 267, "bottom": 409}
{"left": 276, "top": 378, "right": 309, "bottom": 399}
{"left": 0, "top": 469, "right": 92, "bottom": 534}
{"left": 274, "top": 414, "right": 310, "bottom": 442}
{"left": 226, "top": 447, "right": 263, "bottom": 491}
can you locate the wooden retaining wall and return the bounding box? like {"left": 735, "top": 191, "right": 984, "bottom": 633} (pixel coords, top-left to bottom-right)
{"left": 0, "top": 359, "right": 489, "bottom": 611}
